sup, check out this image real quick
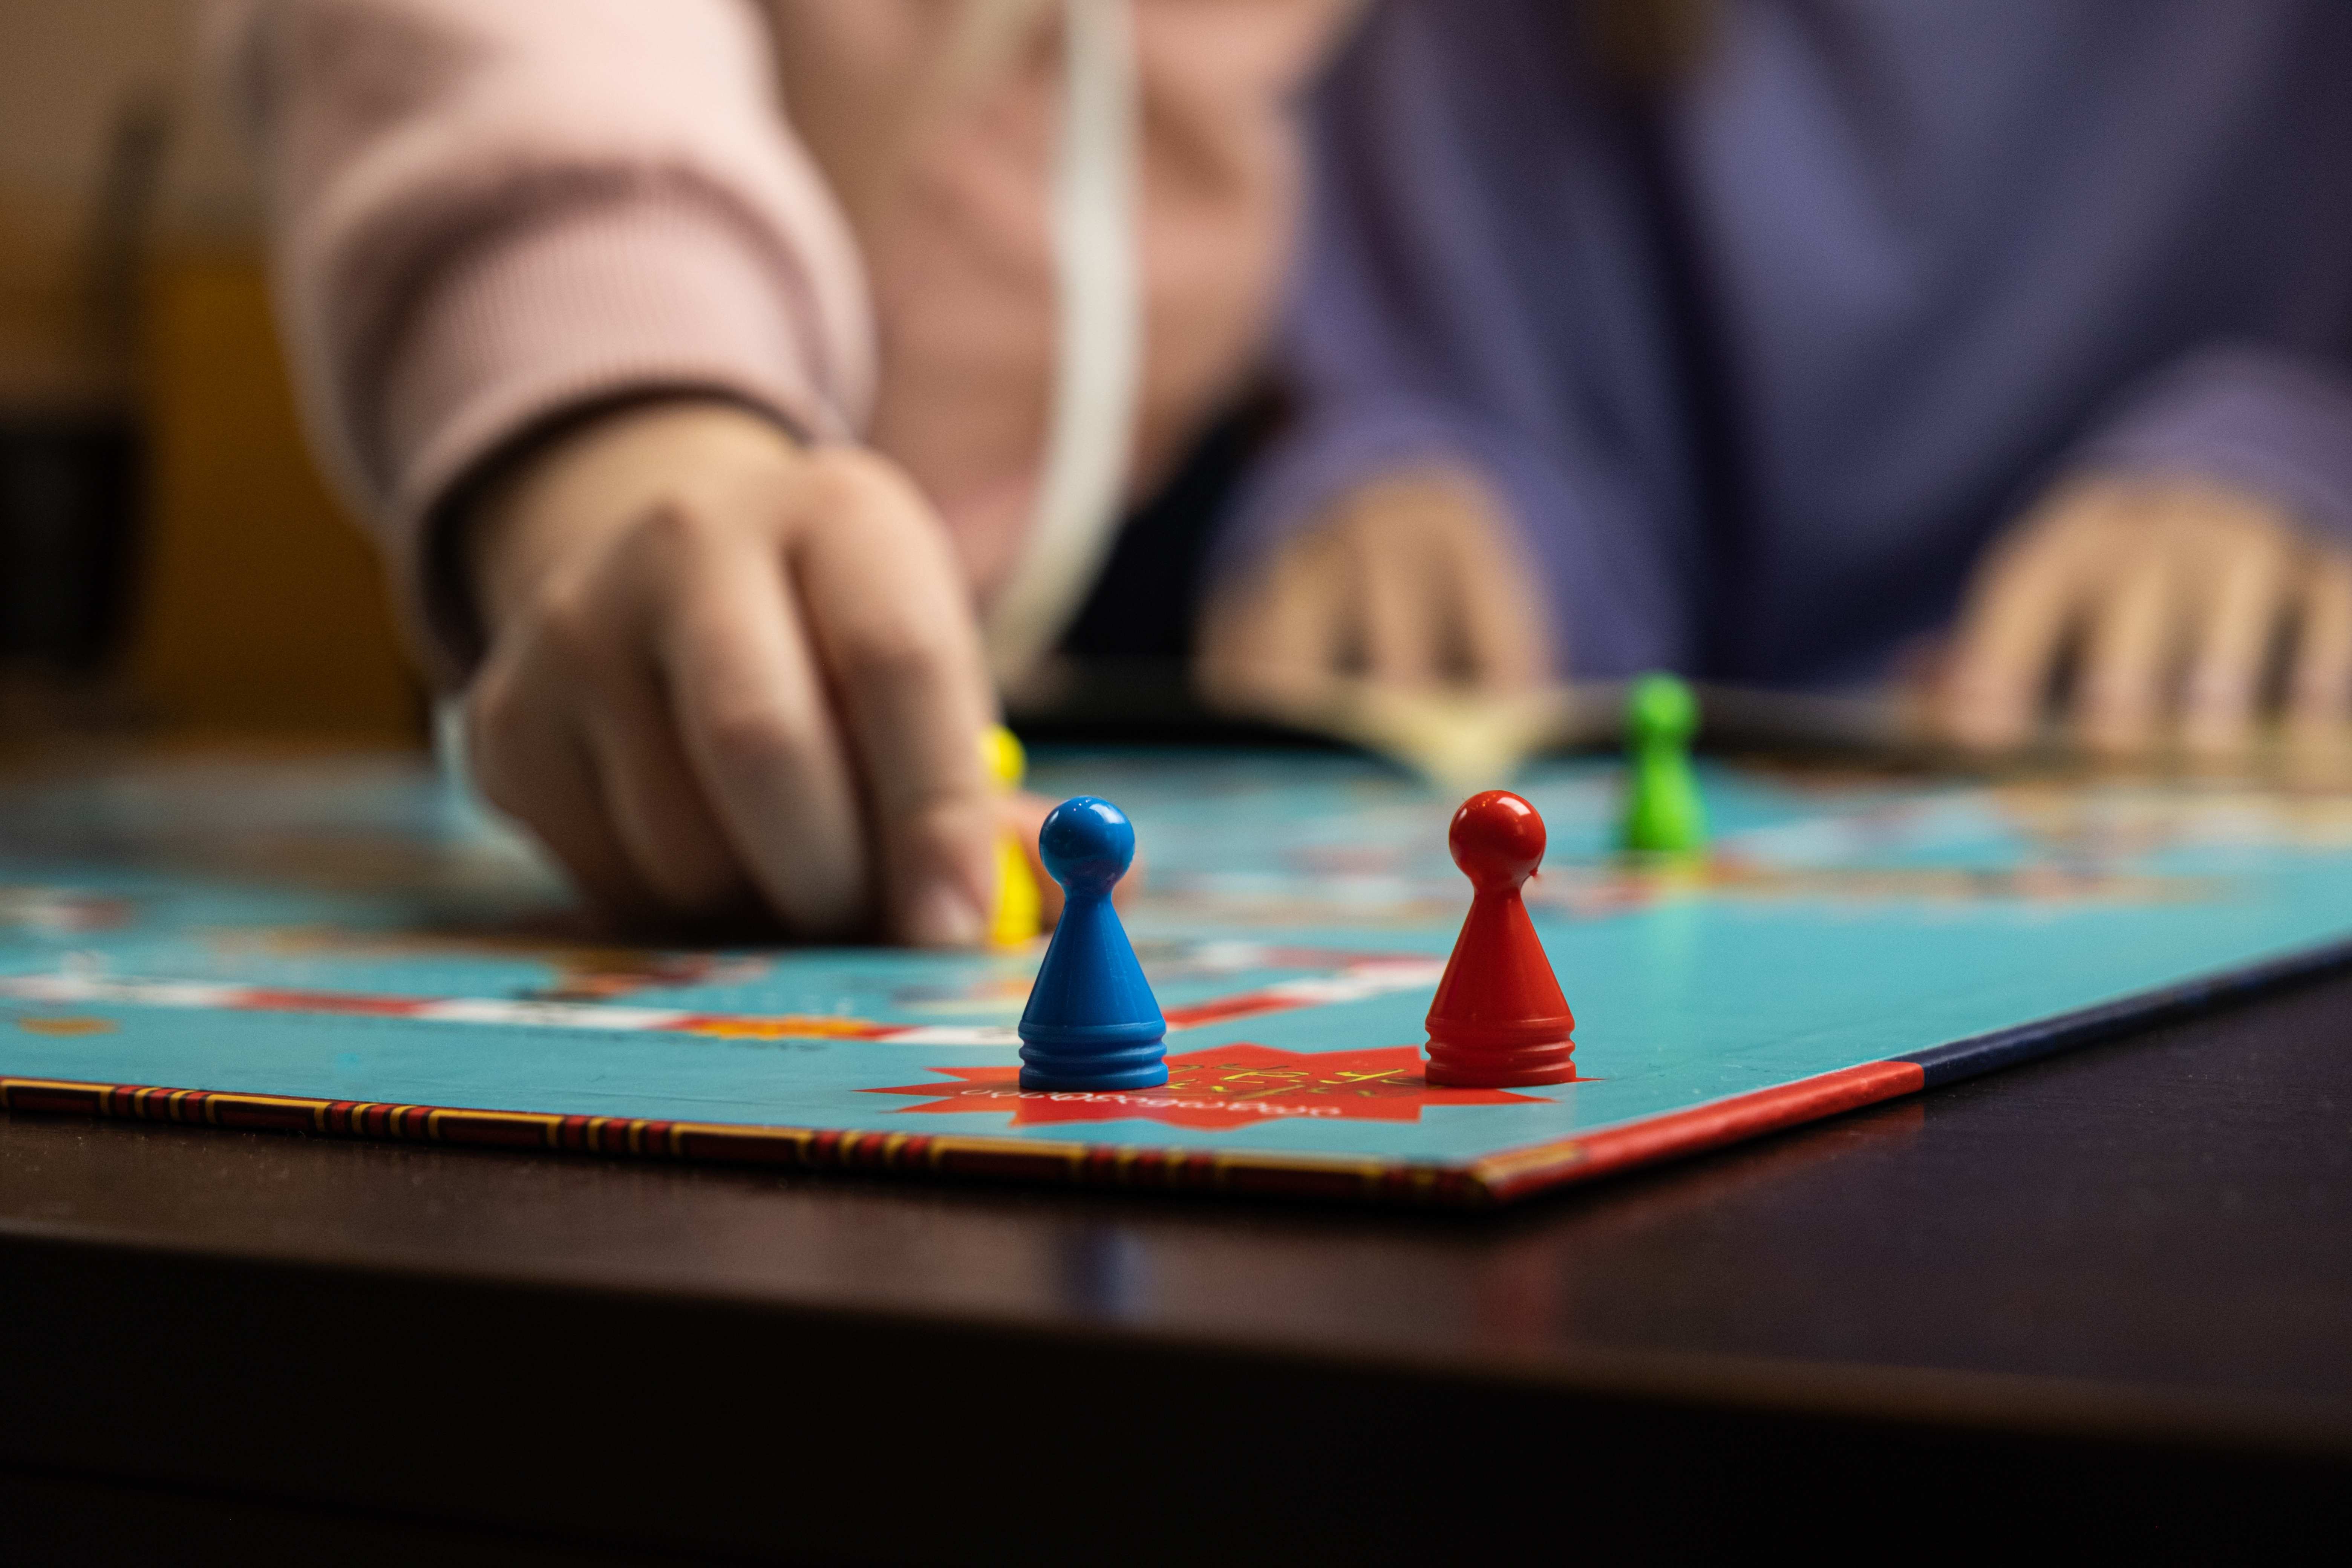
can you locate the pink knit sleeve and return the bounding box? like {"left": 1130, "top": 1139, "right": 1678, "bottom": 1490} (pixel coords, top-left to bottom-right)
{"left": 213, "top": 0, "right": 875, "bottom": 676}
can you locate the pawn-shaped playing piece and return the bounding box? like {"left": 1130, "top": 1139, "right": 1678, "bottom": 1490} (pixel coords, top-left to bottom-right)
{"left": 1017, "top": 797, "right": 1167, "bottom": 1091}
{"left": 1425, "top": 790, "right": 1578, "bottom": 1088}
{"left": 1621, "top": 672, "right": 1707, "bottom": 855}
{"left": 982, "top": 724, "right": 1043, "bottom": 946}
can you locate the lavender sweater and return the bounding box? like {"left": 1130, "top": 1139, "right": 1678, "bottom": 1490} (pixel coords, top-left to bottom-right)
{"left": 1224, "top": 0, "right": 2352, "bottom": 685}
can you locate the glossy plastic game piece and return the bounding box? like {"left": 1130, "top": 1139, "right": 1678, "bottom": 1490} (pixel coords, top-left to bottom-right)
{"left": 1622, "top": 672, "right": 1708, "bottom": 855}
{"left": 982, "top": 724, "right": 1042, "bottom": 946}
{"left": 1017, "top": 796, "right": 1168, "bottom": 1091}
{"left": 1424, "top": 790, "right": 1578, "bottom": 1087}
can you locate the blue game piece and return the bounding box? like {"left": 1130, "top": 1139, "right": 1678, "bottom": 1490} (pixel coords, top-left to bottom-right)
{"left": 1017, "top": 797, "right": 1168, "bottom": 1092}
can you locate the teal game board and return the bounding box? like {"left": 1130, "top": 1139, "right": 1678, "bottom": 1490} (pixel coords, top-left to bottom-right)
{"left": 2, "top": 748, "right": 2350, "bottom": 1205}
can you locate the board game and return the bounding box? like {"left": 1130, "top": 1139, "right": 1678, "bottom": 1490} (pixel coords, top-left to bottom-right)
{"left": 3, "top": 745, "right": 2351, "bottom": 1206}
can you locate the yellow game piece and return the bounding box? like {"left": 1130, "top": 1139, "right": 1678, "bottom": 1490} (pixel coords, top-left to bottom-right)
{"left": 982, "top": 723, "right": 1026, "bottom": 792}
{"left": 983, "top": 724, "right": 1042, "bottom": 946}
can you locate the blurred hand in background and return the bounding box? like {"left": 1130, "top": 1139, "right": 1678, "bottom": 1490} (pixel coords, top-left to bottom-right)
{"left": 1196, "top": 467, "right": 1552, "bottom": 710}
{"left": 1934, "top": 476, "right": 2352, "bottom": 756}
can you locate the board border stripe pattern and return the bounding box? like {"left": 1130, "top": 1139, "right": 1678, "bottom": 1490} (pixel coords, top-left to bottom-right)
{"left": 0, "top": 1060, "right": 1929, "bottom": 1208}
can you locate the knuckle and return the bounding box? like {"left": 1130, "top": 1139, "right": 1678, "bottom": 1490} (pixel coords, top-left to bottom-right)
{"left": 844, "top": 617, "right": 956, "bottom": 691}
{"left": 798, "top": 447, "right": 908, "bottom": 519}
{"left": 695, "top": 702, "right": 805, "bottom": 779}
{"left": 805, "top": 444, "right": 896, "bottom": 492}
{"left": 527, "top": 585, "right": 605, "bottom": 665}
{"left": 642, "top": 495, "right": 726, "bottom": 545}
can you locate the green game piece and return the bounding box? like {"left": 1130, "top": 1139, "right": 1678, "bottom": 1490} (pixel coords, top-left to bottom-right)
{"left": 1621, "top": 672, "right": 1707, "bottom": 855}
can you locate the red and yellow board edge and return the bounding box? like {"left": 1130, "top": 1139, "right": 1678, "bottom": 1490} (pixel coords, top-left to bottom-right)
{"left": 1462, "top": 1059, "right": 1925, "bottom": 1200}
{"left": 0, "top": 1060, "right": 1930, "bottom": 1209}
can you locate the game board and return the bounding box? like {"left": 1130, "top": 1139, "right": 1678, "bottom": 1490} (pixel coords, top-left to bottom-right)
{"left": 3, "top": 746, "right": 2351, "bottom": 1206}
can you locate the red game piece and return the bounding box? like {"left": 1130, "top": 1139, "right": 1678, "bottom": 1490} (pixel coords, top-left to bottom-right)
{"left": 1424, "top": 790, "right": 1578, "bottom": 1088}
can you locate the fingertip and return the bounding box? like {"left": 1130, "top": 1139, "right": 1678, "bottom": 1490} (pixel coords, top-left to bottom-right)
{"left": 2075, "top": 698, "right": 2159, "bottom": 757}
{"left": 1931, "top": 668, "right": 2037, "bottom": 752}
{"left": 1935, "top": 609, "right": 2067, "bottom": 749}
{"left": 879, "top": 786, "right": 1002, "bottom": 947}
{"left": 902, "top": 873, "right": 988, "bottom": 948}
{"left": 1939, "top": 708, "right": 2032, "bottom": 753}
{"left": 2178, "top": 674, "right": 2260, "bottom": 757}
{"left": 2289, "top": 680, "right": 2352, "bottom": 729}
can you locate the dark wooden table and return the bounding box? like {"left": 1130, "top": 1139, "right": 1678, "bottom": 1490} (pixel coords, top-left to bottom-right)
{"left": 4, "top": 962, "right": 2348, "bottom": 1563}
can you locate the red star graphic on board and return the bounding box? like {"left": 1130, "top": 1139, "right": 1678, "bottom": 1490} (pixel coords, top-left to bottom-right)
{"left": 866, "top": 1042, "right": 1565, "bottom": 1129}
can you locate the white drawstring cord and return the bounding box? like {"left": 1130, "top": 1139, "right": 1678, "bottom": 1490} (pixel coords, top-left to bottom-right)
{"left": 982, "top": 0, "right": 1142, "bottom": 689}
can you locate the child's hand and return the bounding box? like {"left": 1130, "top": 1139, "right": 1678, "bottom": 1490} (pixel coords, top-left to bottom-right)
{"left": 1935, "top": 476, "right": 2352, "bottom": 753}
{"left": 1197, "top": 468, "right": 1551, "bottom": 707}
{"left": 463, "top": 400, "right": 1000, "bottom": 943}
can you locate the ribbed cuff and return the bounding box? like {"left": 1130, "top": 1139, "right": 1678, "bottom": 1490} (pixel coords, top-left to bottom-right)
{"left": 374, "top": 193, "right": 851, "bottom": 680}
{"left": 2071, "top": 341, "right": 2352, "bottom": 544}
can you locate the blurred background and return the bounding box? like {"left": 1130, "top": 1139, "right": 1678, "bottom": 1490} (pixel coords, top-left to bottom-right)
{"left": 0, "top": 0, "right": 424, "bottom": 750}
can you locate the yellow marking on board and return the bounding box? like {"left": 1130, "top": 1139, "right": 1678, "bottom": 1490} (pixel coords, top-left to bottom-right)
{"left": 687, "top": 1015, "right": 884, "bottom": 1040}
{"left": 15, "top": 1015, "right": 115, "bottom": 1036}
